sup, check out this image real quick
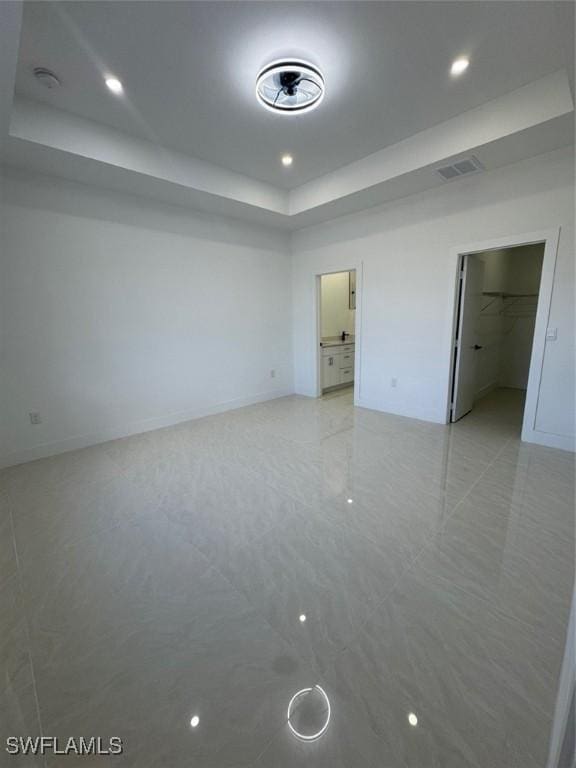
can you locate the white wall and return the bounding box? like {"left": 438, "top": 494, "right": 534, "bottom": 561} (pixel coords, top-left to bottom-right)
{"left": 475, "top": 244, "right": 544, "bottom": 394}
{"left": 500, "top": 245, "right": 544, "bottom": 390}
{"left": 320, "top": 271, "right": 355, "bottom": 338}
{"left": 2, "top": 147, "right": 574, "bottom": 465}
{"left": 0, "top": 169, "right": 293, "bottom": 467}
{"left": 504, "top": 245, "right": 545, "bottom": 294}
{"left": 474, "top": 250, "right": 506, "bottom": 396}
{"left": 474, "top": 291, "right": 503, "bottom": 398}
{"left": 292, "top": 147, "right": 575, "bottom": 450}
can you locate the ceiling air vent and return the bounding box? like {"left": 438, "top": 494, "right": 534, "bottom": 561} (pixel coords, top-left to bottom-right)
{"left": 436, "top": 156, "right": 484, "bottom": 181}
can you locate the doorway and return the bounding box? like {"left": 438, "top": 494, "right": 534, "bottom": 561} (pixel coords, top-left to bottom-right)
{"left": 317, "top": 270, "right": 357, "bottom": 397}
{"left": 449, "top": 233, "right": 556, "bottom": 442}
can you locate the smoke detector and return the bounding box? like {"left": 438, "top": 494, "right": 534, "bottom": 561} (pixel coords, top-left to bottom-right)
{"left": 33, "top": 67, "right": 61, "bottom": 90}
{"left": 256, "top": 60, "right": 324, "bottom": 115}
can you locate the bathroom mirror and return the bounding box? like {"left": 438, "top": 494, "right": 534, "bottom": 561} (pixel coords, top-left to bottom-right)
{"left": 349, "top": 270, "right": 356, "bottom": 310}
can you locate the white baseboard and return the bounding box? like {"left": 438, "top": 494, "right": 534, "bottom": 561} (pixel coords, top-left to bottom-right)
{"left": 294, "top": 387, "right": 318, "bottom": 398}
{"left": 521, "top": 426, "right": 575, "bottom": 453}
{"left": 355, "top": 396, "right": 445, "bottom": 424}
{"left": 0, "top": 388, "right": 294, "bottom": 469}
{"left": 354, "top": 395, "right": 576, "bottom": 452}
{"left": 474, "top": 381, "right": 498, "bottom": 400}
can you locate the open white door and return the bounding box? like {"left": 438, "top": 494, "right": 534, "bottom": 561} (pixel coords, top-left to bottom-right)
{"left": 451, "top": 255, "right": 485, "bottom": 422}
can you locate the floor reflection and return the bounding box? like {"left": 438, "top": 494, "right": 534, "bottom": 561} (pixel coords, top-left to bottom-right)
{"left": 0, "top": 387, "right": 572, "bottom": 767}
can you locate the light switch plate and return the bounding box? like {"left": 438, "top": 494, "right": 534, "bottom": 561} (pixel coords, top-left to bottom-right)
{"left": 545, "top": 328, "right": 558, "bottom": 341}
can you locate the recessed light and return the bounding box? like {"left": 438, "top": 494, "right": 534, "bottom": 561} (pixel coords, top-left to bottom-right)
{"left": 281, "top": 154, "right": 293, "bottom": 167}
{"left": 105, "top": 76, "right": 123, "bottom": 95}
{"left": 190, "top": 715, "right": 200, "bottom": 728}
{"left": 408, "top": 712, "right": 418, "bottom": 727}
{"left": 347, "top": 498, "right": 354, "bottom": 504}
{"left": 299, "top": 614, "right": 307, "bottom": 623}
{"left": 450, "top": 57, "right": 469, "bottom": 76}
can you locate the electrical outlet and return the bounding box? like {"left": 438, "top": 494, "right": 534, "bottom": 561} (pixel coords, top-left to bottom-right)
{"left": 391, "top": 378, "right": 397, "bottom": 388}
{"left": 29, "top": 411, "right": 42, "bottom": 425}
{"left": 270, "top": 369, "right": 276, "bottom": 378}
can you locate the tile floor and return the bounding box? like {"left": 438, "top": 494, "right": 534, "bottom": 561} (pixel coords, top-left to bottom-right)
{"left": 0, "top": 388, "right": 573, "bottom": 767}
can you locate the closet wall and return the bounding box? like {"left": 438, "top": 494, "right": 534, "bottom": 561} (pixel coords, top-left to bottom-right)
{"left": 475, "top": 244, "right": 544, "bottom": 396}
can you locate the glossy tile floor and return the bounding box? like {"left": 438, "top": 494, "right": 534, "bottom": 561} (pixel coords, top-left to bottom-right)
{"left": 1, "top": 388, "right": 574, "bottom": 767}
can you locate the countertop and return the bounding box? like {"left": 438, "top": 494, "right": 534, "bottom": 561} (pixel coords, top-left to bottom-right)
{"left": 320, "top": 336, "right": 355, "bottom": 348}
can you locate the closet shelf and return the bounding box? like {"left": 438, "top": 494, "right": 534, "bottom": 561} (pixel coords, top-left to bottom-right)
{"left": 481, "top": 291, "right": 538, "bottom": 318}
{"left": 482, "top": 291, "right": 538, "bottom": 298}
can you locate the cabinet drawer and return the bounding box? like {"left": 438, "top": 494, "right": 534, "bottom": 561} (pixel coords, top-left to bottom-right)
{"left": 322, "top": 346, "right": 341, "bottom": 358}
{"left": 341, "top": 344, "right": 355, "bottom": 354}
{"left": 340, "top": 352, "right": 354, "bottom": 368}
{"left": 340, "top": 368, "right": 354, "bottom": 384}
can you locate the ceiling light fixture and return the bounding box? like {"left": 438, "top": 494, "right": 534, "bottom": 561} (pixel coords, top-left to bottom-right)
{"left": 33, "top": 67, "right": 61, "bottom": 90}
{"left": 408, "top": 712, "right": 418, "bottom": 726}
{"left": 190, "top": 715, "right": 200, "bottom": 728}
{"left": 450, "top": 57, "right": 469, "bottom": 76}
{"left": 105, "top": 76, "right": 124, "bottom": 95}
{"left": 281, "top": 154, "right": 293, "bottom": 167}
{"left": 256, "top": 60, "right": 324, "bottom": 115}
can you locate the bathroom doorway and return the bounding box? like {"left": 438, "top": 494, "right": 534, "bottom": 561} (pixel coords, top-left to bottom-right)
{"left": 317, "top": 270, "right": 357, "bottom": 397}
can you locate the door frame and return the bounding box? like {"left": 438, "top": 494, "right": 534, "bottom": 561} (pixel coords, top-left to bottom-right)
{"left": 314, "top": 266, "right": 363, "bottom": 400}
{"left": 450, "top": 253, "right": 485, "bottom": 423}
{"left": 444, "top": 227, "right": 561, "bottom": 446}
{"left": 547, "top": 591, "right": 575, "bottom": 768}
